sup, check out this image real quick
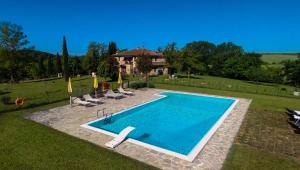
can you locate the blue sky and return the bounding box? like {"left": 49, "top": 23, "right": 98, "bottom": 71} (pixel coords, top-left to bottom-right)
{"left": 1, "top": 0, "right": 299, "bottom": 54}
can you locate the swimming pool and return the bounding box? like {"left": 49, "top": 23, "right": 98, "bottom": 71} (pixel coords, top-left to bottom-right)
{"left": 82, "top": 91, "right": 238, "bottom": 161}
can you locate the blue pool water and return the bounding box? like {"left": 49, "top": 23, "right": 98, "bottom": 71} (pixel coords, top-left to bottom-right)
{"left": 89, "top": 92, "right": 235, "bottom": 155}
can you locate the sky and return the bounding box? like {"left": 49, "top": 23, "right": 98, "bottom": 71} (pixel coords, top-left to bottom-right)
{"left": 0, "top": 0, "right": 299, "bottom": 55}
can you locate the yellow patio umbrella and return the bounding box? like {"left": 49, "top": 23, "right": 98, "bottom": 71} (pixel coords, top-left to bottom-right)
{"left": 68, "top": 77, "right": 72, "bottom": 94}
{"left": 93, "top": 76, "right": 98, "bottom": 97}
{"left": 117, "top": 71, "right": 122, "bottom": 87}
{"left": 67, "top": 77, "right": 72, "bottom": 106}
{"left": 93, "top": 76, "right": 98, "bottom": 89}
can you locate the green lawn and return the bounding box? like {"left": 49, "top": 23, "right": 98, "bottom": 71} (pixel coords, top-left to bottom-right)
{"left": 261, "top": 53, "right": 298, "bottom": 64}
{"left": 150, "top": 75, "right": 299, "bottom": 99}
{"left": 1, "top": 75, "right": 300, "bottom": 169}
{"left": 0, "top": 77, "right": 156, "bottom": 170}
{"left": 154, "top": 83, "right": 300, "bottom": 170}
{"left": 0, "top": 76, "right": 121, "bottom": 113}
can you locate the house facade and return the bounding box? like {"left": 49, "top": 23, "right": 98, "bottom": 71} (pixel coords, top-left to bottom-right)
{"left": 113, "top": 48, "right": 168, "bottom": 76}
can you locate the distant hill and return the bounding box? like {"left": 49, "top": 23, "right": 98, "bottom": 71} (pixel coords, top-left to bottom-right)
{"left": 261, "top": 53, "right": 299, "bottom": 64}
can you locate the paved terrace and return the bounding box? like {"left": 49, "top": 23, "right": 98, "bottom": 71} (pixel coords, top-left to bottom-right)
{"left": 28, "top": 88, "right": 251, "bottom": 170}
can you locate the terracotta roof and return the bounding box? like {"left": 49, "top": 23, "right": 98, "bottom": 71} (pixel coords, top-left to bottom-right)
{"left": 112, "top": 48, "right": 163, "bottom": 57}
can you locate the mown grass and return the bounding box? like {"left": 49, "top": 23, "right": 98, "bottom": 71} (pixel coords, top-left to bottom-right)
{"left": 150, "top": 75, "right": 299, "bottom": 99}
{"left": 0, "top": 77, "right": 156, "bottom": 170}
{"left": 2, "top": 75, "right": 300, "bottom": 169}
{"left": 261, "top": 54, "right": 298, "bottom": 64}
{"left": 0, "top": 76, "right": 122, "bottom": 113}
{"left": 154, "top": 83, "right": 300, "bottom": 170}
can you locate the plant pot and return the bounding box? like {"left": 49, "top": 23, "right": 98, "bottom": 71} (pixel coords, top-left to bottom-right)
{"left": 294, "top": 91, "right": 300, "bottom": 96}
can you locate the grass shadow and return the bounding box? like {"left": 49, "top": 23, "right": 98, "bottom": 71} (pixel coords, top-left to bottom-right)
{"left": 0, "top": 91, "right": 11, "bottom": 95}
{"left": 0, "top": 98, "right": 68, "bottom": 115}
{"left": 245, "top": 81, "right": 278, "bottom": 87}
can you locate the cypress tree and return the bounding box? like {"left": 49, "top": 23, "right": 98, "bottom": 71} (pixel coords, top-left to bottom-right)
{"left": 56, "top": 52, "right": 62, "bottom": 74}
{"left": 47, "top": 55, "right": 54, "bottom": 77}
{"left": 62, "top": 36, "right": 69, "bottom": 81}
{"left": 108, "top": 42, "right": 117, "bottom": 56}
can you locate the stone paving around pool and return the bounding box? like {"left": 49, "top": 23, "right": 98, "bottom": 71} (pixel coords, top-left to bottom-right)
{"left": 28, "top": 88, "right": 251, "bottom": 170}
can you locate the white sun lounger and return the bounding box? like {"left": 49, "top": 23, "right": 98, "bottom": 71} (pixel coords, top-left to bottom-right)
{"left": 105, "top": 126, "right": 135, "bottom": 148}
{"left": 118, "top": 87, "right": 134, "bottom": 95}
{"left": 294, "top": 115, "right": 300, "bottom": 124}
{"left": 104, "top": 90, "right": 124, "bottom": 99}
{"left": 294, "top": 110, "right": 300, "bottom": 116}
{"left": 73, "top": 98, "right": 95, "bottom": 106}
{"left": 83, "top": 94, "right": 103, "bottom": 104}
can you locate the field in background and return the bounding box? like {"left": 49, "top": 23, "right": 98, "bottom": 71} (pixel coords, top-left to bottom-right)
{"left": 261, "top": 53, "right": 298, "bottom": 64}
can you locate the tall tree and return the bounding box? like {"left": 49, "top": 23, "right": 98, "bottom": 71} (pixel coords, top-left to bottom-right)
{"left": 69, "top": 57, "right": 82, "bottom": 76}
{"left": 210, "top": 42, "right": 244, "bottom": 76}
{"left": 99, "top": 41, "right": 119, "bottom": 80}
{"left": 283, "top": 58, "right": 300, "bottom": 87}
{"left": 62, "top": 36, "right": 69, "bottom": 81}
{"left": 108, "top": 42, "right": 117, "bottom": 56}
{"left": 83, "top": 42, "right": 100, "bottom": 74}
{"left": 0, "top": 22, "right": 30, "bottom": 82}
{"left": 47, "top": 55, "right": 54, "bottom": 77}
{"left": 162, "top": 42, "right": 180, "bottom": 74}
{"left": 38, "top": 56, "right": 45, "bottom": 78}
{"left": 136, "top": 55, "right": 153, "bottom": 82}
{"left": 183, "top": 41, "right": 216, "bottom": 69}
{"left": 179, "top": 49, "right": 206, "bottom": 75}
{"left": 56, "top": 52, "right": 62, "bottom": 74}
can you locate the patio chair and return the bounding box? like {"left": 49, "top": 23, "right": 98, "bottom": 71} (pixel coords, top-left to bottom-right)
{"left": 83, "top": 94, "right": 103, "bottom": 104}
{"left": 118, "top": 87, "right": 134, "bottom": 95}
{"left": 73, "top": 97, "right": 96, "bottom": 106}
{"left": 105, "top": 126, "right": 135, "bottom": 148}
{"left": 287, "top": 108, "right": 300, "bottom": 116}
{"left": 293, "top": 115, "right": 300, "bottom": 128}
{"left": 104, "top": 90, "right": 124, "bottom": 99}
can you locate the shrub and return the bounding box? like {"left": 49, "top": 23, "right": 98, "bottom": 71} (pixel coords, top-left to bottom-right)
{"left": 1, "top": 96, "right": 11, "bottom": 105}
{"left": 129, "top": 81, "right": 147, "bottom": 89}
{"left": 99, "top": 81, "right": 110, "bottom": 90}
{"left": 89, "top": 87, "right": 104, "bottom": 98}
{"left": 147, "top": 82, "right": 155, "bottom": 88}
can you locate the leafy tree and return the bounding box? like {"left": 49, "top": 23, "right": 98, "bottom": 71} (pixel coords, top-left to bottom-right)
{"left": 183, "top": 41, "right": 216, "bottom": 70}
{"left": 56, "top": 52, "right": 62, "bottom": 74}
{"left": 0, "top": 22, "right": 30, "bottom": 82}
{"left": 222, "top": 52, "right": 263, "bottom": 80}
{"left": 108, "top": 42, "right": 117, "bottom": 56}
{"left": 283, "top": 59, "right": 300, "bottom": 87}
{"left": 210, "top": 42, "right": 244, "bottom": 76}
{"left": 98, "top": 42, "right": 119, "bottom": 80}
{"left": 62, "top": 36, "right": 69, "bottom": 81}
{"left": 136, "top": 55, "right": 153, "bottom": 82}
{"left": 38, "top": 56, "right": 45, "bottom": 78}
{"left": 180, "top": 47, "right": 206, "bottom": 75}
{"left": 69, "top": 57, "right": 82, "bottom": 76}
{"left": 28, "top": 63, "right": 39, "bottom": 79}
{"left": 0, "top": 22, "right": 29, "bottom": 50}
{"left": 47, "top": 55, "right": 54, "bottom": 77}
{"left": 83, "top": 42, "right": 101, "bottom": 74}
{"left": 162, "top": 42, "right": 180, "bottom": 74}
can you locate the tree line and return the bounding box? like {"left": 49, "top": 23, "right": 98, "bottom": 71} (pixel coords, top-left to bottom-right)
{"left": 1, "top": 22, "right": 300, "bottom": 88}
{"left": 0, "top": 22, "right": 119, "bottom": 82}
{"left": 160, "top": 42, "right": 300, "bottom": 88}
